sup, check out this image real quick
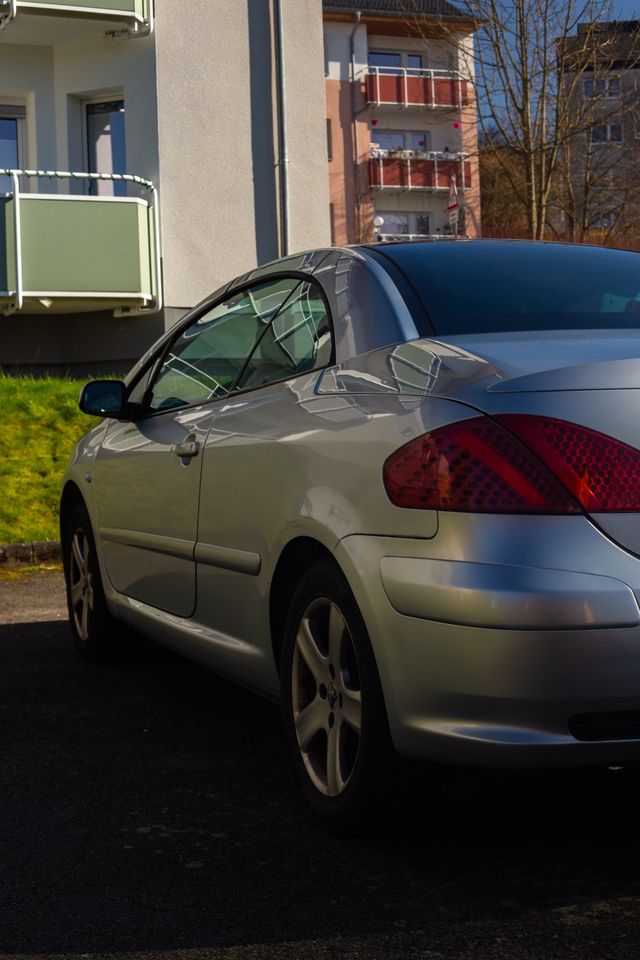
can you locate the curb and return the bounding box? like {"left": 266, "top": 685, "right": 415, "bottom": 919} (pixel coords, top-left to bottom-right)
{"left": 0, "top": 540, "right": 62, "bottom": 567}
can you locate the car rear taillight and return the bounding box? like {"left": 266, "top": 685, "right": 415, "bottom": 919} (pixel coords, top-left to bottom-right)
{"left": 494, "top": 415, "right": 640, "bottom": 512}
{"left": 384, "top": 414, "right": 640, "bottom": 513}
{"left": 383, "top": 417, "right": 581, "bottom": 512}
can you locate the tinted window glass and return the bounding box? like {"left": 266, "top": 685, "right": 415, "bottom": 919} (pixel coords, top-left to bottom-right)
{"left": 237, "top": 281, "right": 332, "bottom": 390}
{"left": 376, "top": 242, "right": 640, "bottom": 336}
{"left": 0, "top": 117, "right": 18, "bottom": 194}
{"left": 149, "top": 278, "right": 298, "bottom": 411}
{"left": 368, "top": 51, "right": 401, "bottom": 74}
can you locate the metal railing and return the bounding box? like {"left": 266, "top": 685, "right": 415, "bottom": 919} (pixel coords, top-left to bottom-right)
{"left": 366, "top": 66, "right": 468, "bottom": 109}
{"left": 0, "top": 0, "right": 16, "bottom": 30}
{"left": 0, "top": 0, "right": 153, "bottom": 35}
{"left": 0, "top": 169, "right": 162, "bottom": 315}
{"left": 369, "top": 149, "right": 469, "bottom": 192}
{"left": 377, "top": 233, "right": 452, "bottom": 241}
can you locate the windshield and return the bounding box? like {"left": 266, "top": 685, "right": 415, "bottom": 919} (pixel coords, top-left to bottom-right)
{"left": 374, "top": 241, "right": 640, "bottom": 336}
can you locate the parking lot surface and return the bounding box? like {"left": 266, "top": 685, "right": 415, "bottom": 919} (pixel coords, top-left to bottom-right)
{"left": 2, "top": 567, "right": 640, "bottom": 960}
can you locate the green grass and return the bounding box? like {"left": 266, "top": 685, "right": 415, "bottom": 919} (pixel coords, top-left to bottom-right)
{"left": 0, "top": 375, "right": 99, "bottom": 543}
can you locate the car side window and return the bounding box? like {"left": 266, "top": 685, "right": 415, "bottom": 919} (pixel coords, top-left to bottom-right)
{"left": 148, "top": 278, "right": 299, "bottom": 412}
{"left": 236, "top": 280, "right": 333, "bottom": 391}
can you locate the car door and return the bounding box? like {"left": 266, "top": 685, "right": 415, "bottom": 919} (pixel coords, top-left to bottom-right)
{"left": 91, "top": 276, "right": 301, "bottom": 617}
{"left": 193, "top": 277, "right": 335, "bottom": 684}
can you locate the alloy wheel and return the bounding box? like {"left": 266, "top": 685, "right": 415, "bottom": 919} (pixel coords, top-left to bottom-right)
{"left": 69, "top": 527, "right": 94, "bottom": 643}
{"left": 291, "top": 597, "right": 362, "bottom": 797}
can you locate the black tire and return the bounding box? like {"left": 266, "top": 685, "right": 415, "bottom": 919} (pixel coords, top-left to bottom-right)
{"left": 63, "top": 502, "right": 142, "bottom": 661}
{"left": 281, "top": 559, "right": 396, "bottom": 832}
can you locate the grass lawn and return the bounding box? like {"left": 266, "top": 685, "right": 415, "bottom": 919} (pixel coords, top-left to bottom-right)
{"left": 0, "top": 376, "right": 99, "bottom": 544}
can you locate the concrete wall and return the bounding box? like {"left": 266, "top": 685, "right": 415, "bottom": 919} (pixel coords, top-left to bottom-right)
{"left": 154, "top": 0, "right": 330, "bottom": 312}
{"left": 0, "top": 43, "right": 57, "bottom": 173}
{"left": 52, "top": 34, "right": 158, "bottom": 189}
{"left": 279, "top": 0, "right": 331, "bottom": 257}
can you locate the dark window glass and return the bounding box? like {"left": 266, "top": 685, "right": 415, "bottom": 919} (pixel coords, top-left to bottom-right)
{"left": 237, "top": 281, "right": 332, "bottom": 390}
{"left": 376, "top": 241, "right": 640, "bottom": 335}
{"left": 149, "top": 278, "right": 299, "bottom": 411}
{"left": 368, "top": 51, "right": 402, "bottom": 75}
{"left": 0, "top": 117, "right": 18, "bottom": 194}
{"left": 407, "top": 54, "right": 423, "bottom": 70}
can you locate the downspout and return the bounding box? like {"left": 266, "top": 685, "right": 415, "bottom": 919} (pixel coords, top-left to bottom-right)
{"left": 350, "top": 10, "right": 362, "bottom": 242}
{"left": 274, "top": 0, "right": 290, "bottom": 257}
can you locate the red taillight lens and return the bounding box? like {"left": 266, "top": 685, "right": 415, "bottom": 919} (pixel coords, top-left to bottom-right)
{"left": 495, "top": 415, "right": 640, "bottom": 512}
{"left": 383, "top": 417, "right": 580, "bottom": 513}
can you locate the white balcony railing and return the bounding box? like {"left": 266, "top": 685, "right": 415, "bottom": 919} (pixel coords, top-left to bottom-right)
{"left": 377, "top": 234, "right": 452, "bottom": 241}
{"left": 369, "top": 148, "right": 470, "bottom": 192}
{"left": 366, "top": 66, "right": 469, "bottom": 109}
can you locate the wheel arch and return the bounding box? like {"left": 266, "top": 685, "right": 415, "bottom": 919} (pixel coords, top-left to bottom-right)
{"left": 269, "top": 536, "right": 339, "bottom": 675}
{"left": 59, "top": 480, "right": 86, "bottom": 549}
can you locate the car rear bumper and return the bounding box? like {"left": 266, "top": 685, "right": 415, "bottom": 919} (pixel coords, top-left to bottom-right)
{"left": 334, "top": 515, "right": 640, "bottom": 768}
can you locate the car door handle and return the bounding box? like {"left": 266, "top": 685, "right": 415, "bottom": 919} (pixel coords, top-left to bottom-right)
{"left": 171, "top": 438, "right": 200, "bottom": 459}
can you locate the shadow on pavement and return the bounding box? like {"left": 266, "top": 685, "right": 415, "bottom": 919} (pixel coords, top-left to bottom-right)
{"left": 2, "top": 618, "right": 640, "bottom": 956}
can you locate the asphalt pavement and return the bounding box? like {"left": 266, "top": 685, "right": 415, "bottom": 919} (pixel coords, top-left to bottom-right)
{"left": 2, "top": 567, "right": 640, "bottom": 959}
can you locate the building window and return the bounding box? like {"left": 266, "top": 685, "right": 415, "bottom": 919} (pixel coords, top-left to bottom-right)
{"left": 326, "top": 118, "right": 333, "bottom": 161}
{"left": 369, "top": 51, "right": 402, "bottom": 74}
{"left": 376, "top": 212, "right": 431, "bottom": 238}
{"left": 583, "top": 77, "right": 621, "bottom": 99}
{"left": 591, "top": 122, "right": 623, "bottom": 144}
{"left": 329, "top": 203, "right": 336, "bottom": 246}
{"left": 0, "top": 105, "right": 24, "bottom": 194}
{"left": 592, "top": 212, "right": 615, "bottom": 229}
{"left": 368, "top": 51, "right": 423, "bottom": 74}
{"left": 371, "top": 129, "right": 432, "bottom": 152}
{"left": 86, "top": 99, "right": 126, "bottom": 197}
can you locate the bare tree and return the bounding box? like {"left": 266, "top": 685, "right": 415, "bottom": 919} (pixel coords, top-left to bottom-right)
{"left": 403, "top": 0, "right": 640, "bottom": 240}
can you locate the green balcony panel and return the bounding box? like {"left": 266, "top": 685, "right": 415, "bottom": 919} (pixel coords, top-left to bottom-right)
{"left": 0, "top": 194, "right": 156, "bottom": 315}
{"left": 17, "top": 0, "right": 147, "bottom": 20}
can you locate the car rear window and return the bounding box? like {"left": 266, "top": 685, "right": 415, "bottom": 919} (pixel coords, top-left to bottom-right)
{"left": 374, "top": 241, "right": 640, "bottom": 336}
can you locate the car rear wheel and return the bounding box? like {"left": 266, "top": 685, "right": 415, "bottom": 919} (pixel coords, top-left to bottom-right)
{"left": 281, "top": 559, "right": 395, "bottom": 831}
{"left": 64, "top": 502, "right": 141, "bottom": 661}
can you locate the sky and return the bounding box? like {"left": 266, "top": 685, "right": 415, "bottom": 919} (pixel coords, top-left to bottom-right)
{"left": 614, "top": 0, "right": 640, "bottom": 14}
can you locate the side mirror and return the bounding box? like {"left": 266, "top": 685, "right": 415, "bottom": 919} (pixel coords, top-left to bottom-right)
{"left": 79, "top": 380, "right": 128, "bottom": 418}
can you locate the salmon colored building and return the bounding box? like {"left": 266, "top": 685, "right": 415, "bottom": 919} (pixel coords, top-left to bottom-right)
{"left": 323, "top": 0, "right": 481, "bottom": 244}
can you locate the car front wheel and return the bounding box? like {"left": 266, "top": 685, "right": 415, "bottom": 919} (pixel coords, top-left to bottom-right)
{"left": 64, "top": 502, "right": 140, "bottom": 661}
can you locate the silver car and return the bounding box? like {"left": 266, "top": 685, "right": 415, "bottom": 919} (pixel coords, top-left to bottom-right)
{"left": 61, "top": 240, "right": 640, "bottom": 829}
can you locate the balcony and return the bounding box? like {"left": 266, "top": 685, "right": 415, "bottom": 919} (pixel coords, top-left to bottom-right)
{"left": 0, "top": 171, "right": 161, "bottom": 316}
{"left": 366, "top": 67, "right": 469, "bottom": 110}
{"left": 369, "top": 149, "right": 471, "bottom": 192}
{"left": 0, "top": 0, "right": 151, "bottom": 41}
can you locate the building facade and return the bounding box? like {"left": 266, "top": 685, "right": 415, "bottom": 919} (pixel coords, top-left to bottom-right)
{"left": 323, "top": 0, "right": 480, "bottom": 244}
{"left": 0, "top": 0, "right": 479, "bottom": 374}
{"left": 560, "top": 21, "right": 640, "bottom": 244}
{"left": 0, "top": 0, "right": 330, "bottom": 372}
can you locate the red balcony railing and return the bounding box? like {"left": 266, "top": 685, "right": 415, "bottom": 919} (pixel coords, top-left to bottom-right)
{"left": 369, "top": 151, "right": 471, "bottom": 192}
{"left": 366, "top": 68, "right": 469, "bottom": 109}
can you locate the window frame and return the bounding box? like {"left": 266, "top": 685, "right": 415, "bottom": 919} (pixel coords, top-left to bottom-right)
{"left": 0, "top": 104, "right": 25, "bottom": 193}
{"left": 83, "top": 96, "right": 127, "bottom": 197}
{"left": 127, "top": 272, "right": 336, "bottom": 419}
{"left": 368, "top": 50, "right": 423, "bottom": 72}
{"left": 583, "top": 76, "right": 621, "bottom": 100}
{"left": 371, "top": 129, "right": 432, "bottom": 152}
{"left": 590, "top": 121, "right": 624, "bottom": 144}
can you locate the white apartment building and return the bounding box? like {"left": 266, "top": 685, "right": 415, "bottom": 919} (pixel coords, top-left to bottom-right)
{"left": 0, "top": 0, "right": 330, "bottom": 372}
